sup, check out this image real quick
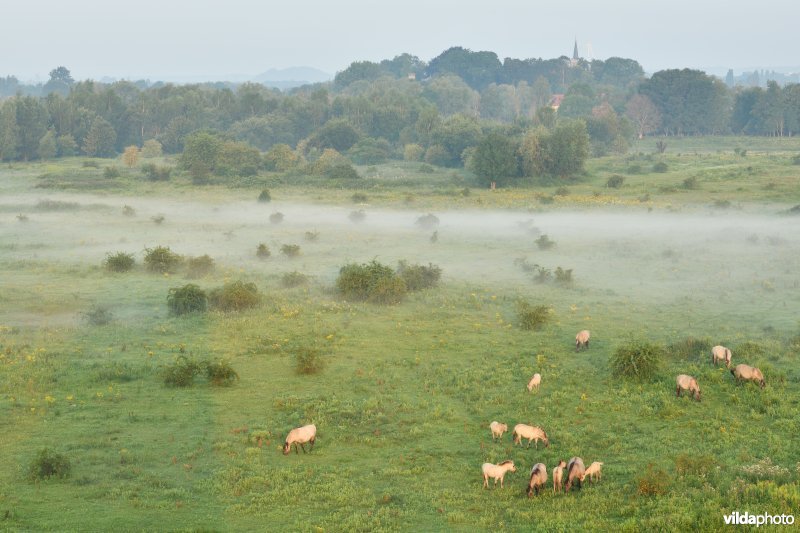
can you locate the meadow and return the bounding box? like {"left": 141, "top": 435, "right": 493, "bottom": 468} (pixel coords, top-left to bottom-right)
{"left": 1, "top": 137, "right": 799, "bottom": 531}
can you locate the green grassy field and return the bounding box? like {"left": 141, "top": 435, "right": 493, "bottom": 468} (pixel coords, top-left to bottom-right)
{"left": 1, "top": 140, "right": 799, "bottom": 531}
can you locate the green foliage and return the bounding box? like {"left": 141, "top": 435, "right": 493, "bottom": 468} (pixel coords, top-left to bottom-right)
{"left": 209, "top": 281, "right": 261, "bottom": 312}
{"left": 167, "top": 284, "right": 208, "bottom": 315}
{"left": 554, "top": 266, "right": 573, "bottom": 284}
{"left": 161, "top": 356, "right": 202, "bottom": 387}
{"left": 682, "top": 176, "right": 699, "bottom": 190}
{"left": 606, "top": 174, "right": 625, "bottom": 188}
{"left": 256, "top": 243, "right": 271, "bottom": 258}
{"left": 104, "top": 252, "right": 135, "bottom": 272}
{"left": 269, "top": 212, "right": 284, "bottom": 224}
{"left": 611, "top": 339, "right": 664, "bottom": 381}
{"left": 535, "top": 234, "right": 556, "bottom": 250}
{"left": 122, "top": 205, "right": 136, "bottom": 217}
{"left": 653, "top": 161, "right": 669, "bottom": 173}
{"left": 348, "top": 137, "right": 391, "bottom": 165}
{"left": 140, "top": 163, "right": 172, "bottom": 181}
{"left": 264, "top": 144, "right": 300, "bottom": 172}
{"left": 281, "top": 271, "right": 310, "bottom": 288}
{"left": 103, "top": 166, "right": 121, "bottom": 178}
{"left": 185, "top": 255, "right": 215, "bottom": 279}
{"left": 141, "top": 139, "right": 163, "bottom": 158}
{"left": 205, "top": 359, "right": 239, "bottom": 386}
{"left": 667, "top": 336, "right": 712, "bottom": 360}
{"left": 28, "top": 449, "right": 71, "bottom": 481}
{"left": 215, "top": 140, "right": 262, "bottom": 177}
{"left": 82, "top": 305, "right": 113, "bottom": 326}
{"left": 675, "top": 454, "right": 716, "bottom": 476}
{"left": 351, "top": 193, "right": 368, "bottom": 203}
{"left": 516, "top": 301, "right": 551, "bottom": 330}
{"left": 304, "top": 231, "right": 319, "bottom": 242}
{"left": 325, "top": 162, "right": 360, "bottom": 180}
{"left": 403, "top": 143, "right": 424, "bottom": 162}
{"left": 396, "top": 261, "right": 442, "bottom": 291}
{"left": 415, "top": 213, "right": 440, "bottom": 229}
{"left": 294, "top": 344, "right": 324, "bottom": 375}
{"left": 521, "top": 120, "right": 590, "bottom": 178}
{"left": 82, "top": 116, "right": 117, "bottom": 157}
{"left": 636, "top": 464, "right": 670, "bottom": 496}
{"left": 469, "top": 132, "right": 520, "bottom": 186}
{"left": 336, "top": 260, "right": 407, "bottom": 304}
{"left": 280, "top": 244, "right": 301, "bottom": 257}
{"left": 144, "top": 246, "right": 182, "bottom": 273}
{"left": 310, "top": 119, "right": 361, "bottom": 152}
{"left": 792, "top": 154, "right": 800, "bottom": 165}
{"left": 257, "top": 189, "right": 271, "bottom": 202}
{"left": 181, "top": 131, "right": 221, "bottom": 183}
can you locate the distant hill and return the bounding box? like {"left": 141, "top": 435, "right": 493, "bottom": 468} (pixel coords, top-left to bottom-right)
{"left": 251, "top": 67, "right": 332, "bottom": 88}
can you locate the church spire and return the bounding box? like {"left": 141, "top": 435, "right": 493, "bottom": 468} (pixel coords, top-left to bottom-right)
{"left": 573, "top": 39, "right": 579, "bottom": 60}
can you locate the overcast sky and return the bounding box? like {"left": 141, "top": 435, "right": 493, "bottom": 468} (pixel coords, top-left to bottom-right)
{"left": 3, "top": 0, "right": 798, "bottom": 82}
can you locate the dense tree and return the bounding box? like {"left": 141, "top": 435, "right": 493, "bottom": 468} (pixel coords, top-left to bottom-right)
{"left": 422, "top": 75, "right": 480, "bottom": 116}
{"left": 181, "top": 131, "right": 222, "bottom": 181}
{"left": 426, "top": 47, "right": 502, "bottom": 91}
{"left": 82, "top": 116, "right": 117, "bottom": 157}
{"left": 469, "top": 132, "right": 520, "bottom": 186}
{"left": 37, "top": 130, "right": 58, "bottom": 159}
{"left": 122, "top": 145, "right": 140, "bottom": 167}
{"left": 429, "top": 114, "right": 481, "bottom": 166}
{"left": 309, "top": 119, "right": 361, "bottom": 152}
{"left": 521, "top": 120, "right": 590, "bottom": 179}
{"left": 625, "top": 94, "right": 661, "bottom": 139}
{"left": 43, "top": 66, "right": 74, "bottom": 96}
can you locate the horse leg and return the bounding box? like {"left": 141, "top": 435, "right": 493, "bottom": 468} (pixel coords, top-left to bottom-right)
{"left": 300, "top": 442, "right": 307, "bottom": 453}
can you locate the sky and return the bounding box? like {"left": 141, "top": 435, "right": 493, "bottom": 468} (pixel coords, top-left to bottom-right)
{"left": 2, "top": 0, "right": 798, "bottom": 82}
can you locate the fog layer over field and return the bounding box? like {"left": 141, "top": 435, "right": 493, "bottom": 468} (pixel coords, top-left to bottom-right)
{"left": 2, "top": 192, "right": 798, "bottom": 331}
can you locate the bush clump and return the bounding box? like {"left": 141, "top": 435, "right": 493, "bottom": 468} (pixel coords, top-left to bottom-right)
{"left": 397, "top": 260, "right": 442, "bottom": 291}
{"left": 336, "top": 260, "right": 407, "bottom": 305}
{"left": 606, "top": 175, "right": 625, "bottom": 189}
{"left": 205, "top": 359, "right": 239, "bottom": 386}
{"left": 28, "top": 449, "right": 71, "bottom": 481}
{"left": 144, "top": 246, "right": 183, "bottom": 273}
{"left": 278, "top": 244, "right": 301, "bottom": 258}
{"left": 554, "top": 267, "right": 573, "bottom": 284}
{"left": 209, "top": 281, "right": 261, "bottom": 312}
{"left": 140, "top": 163, "right": 172, "bottom": 181}
{"left": 351, "top": 193, "right": 368, "bottom": 203}
{"left": 162, "top": 356, "right": 202, "bottom": 387}
{"left": 652, "top": 161, "right": 669, "bottom": 173}
{"left": 682, "top": 176, "right": 699, "bottom": 190}
{"left": 415, "top": 213, "right": 440, "bottom": 230}
{"left": 104, "top": 166, "right": 121, "bottom": 178}
{"left": 535, "top": 234, "right": 556, "bottom": 250}
{"left": 636, "top": 464, "right": 670, "bottom": 496}
{"left": 104, "top": 252, "right": 135, "bottom": 272}
{"left": 294, "top": 344, "right": 324, "bottom": 375}
{"left": 281, "top": 271, "right": 310, "bottom": 288}
{"left": 82, "top": 305, "right": 114, "bottom": 326}
{"left": 516, "top": 301, "right": 552, "bottom": 330}
{"left": 258, "top": 189, "right": 271, "bottom": 202}
{"left": 304, "top": 231, "right": 319, "bottom": 242}
{"left": 185, "top": 255, "right": 215, "bottom": 279}
{"left": 167, "top": 284, "right": 208, "bottom": 315}
{"left": 256, "top": 243, "right": 271, "bottom": 258}
{"left": 611, "top": 339, "right": 664, "bottom": 381}
{"left": 349, "top": 209, "right": 366, "bottom": 223}
{"left": 667, "top": 336, "right": 712, "bottom": 360}
{"left": 269, "top": 212, "right": 284, "bottom": 224}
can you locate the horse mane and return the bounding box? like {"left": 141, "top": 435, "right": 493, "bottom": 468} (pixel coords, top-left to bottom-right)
{"left": 498, "top": 460, "right": 513, "bottom": 466}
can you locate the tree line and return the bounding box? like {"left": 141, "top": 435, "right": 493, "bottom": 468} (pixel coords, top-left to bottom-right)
{"left": 1, "top": 49, "right": 799, "bottom": 173}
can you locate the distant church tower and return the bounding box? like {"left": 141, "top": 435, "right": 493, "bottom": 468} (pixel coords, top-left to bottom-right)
{"left": 569, "top": 39, "right": 580, "bottom": 67}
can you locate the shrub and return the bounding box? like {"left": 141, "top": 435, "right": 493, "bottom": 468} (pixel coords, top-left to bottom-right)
{"left": 281, "top": 271, "right": 310, "bottom": 288}
{"left": 655, "top": 140, "right": 667, "bottom": 154}
{"left": 144, "top": 246, "right": 182, "bottom": 273}
{"left": 82, "top": 305, "right": 113, "bottom": 326}
{"left": 256, "top": 243, "right": 271, "bottom": 258}
{"left": 397, "top": 261, "right": 441, "bottom": 291}
{"left": 151, "top": 214, "right": 165, "bottom": 225}
{"left": 792, "top": 154, "right": 800, "bottom": 165}
{"left": 269, "top": 212, "right": 284, "bottom": 224}
{"left": 418, "top": 163, "right": 436, "bottom": 174}
{"left": 104, "top": 252, "right": 135, "bottom": 272}
{"left": 140, "top": 163, "right": 171, "bottom": 181}
{"left": 415, "top": 213, "right": 440, "bottom": 230}
{"left": 611, "top": 339, "right": 664, "bottom": 381}
{"left": 675, "top": 454, "right": 716, "bottom": 476}
{"left": 636, "top": 463, "right": 669, "bottom": 496}
{"left": 205, "top": 359, "right": 239, "bottom": 386}
{"left": 336, "top": 260, "right": 407, "bottom": 304}
{"left": 167, "top": 284, "right": 208, "bottom": 315}
{"left": 606, "top": 175, "right": 625, "bottom": 188}
{"left": 626, "top": 164, "right": 642, "bottom": 174}
{"left": 535, "top": 234, "right": 556, "bottom": 250}
{"left": 294, "top": 345, "right": 324, "bottom": 375}
{"left": 141, "top": 139, "right": 163, "bottom": 158}
{"left": 554, "top": 267, "right": 573, "bottom": 284}
{"left": 325, "top": 162, "right": 360, "bottom": 180}
{"left": 713, "top": 199, "right": 731, "bottom": 209}
{"left": 162, "top": 356, "right": 202, "bottom": 387}
{"left": 28, "top": 449, "right": 71, "bottom": 481}
{"left": 103, "top": 166, "right": 121, "bottom": 178}
{"left": 351, "top": 193, "right": 368, "bottom": 203}
{"left": 122, "top": 205, "right": 136, "bottom": 217}
{"left": 652, "top": 161, "right": 668, "bottom": 173}
{"left": 537, "top": 195, "right": 554, "bottom": 204}
{"left": 304, "top": 231, "right": 319, "bottom": 242}
{"left": 667, "top": 336, "right": 712, "bottom": 360}
{"left": 82, "top": 160, "right": 100, "bottom": 168}
{"left": 281, "top": 244, "right": 301, "bottom": 257}
{"left": 517, "top": 301, "right": 551, "bottom": 330}
{"left": 258, "top": 189, "right": 271, "bottom": 203}
{"left": 554, "top": 186, "right": 569, "bottom": 197}
{"left": 403, "top": 143, "right": 424, "bottom": 162}
{"left": 209, "top": 281, "right": 261, "bottom": 312}
{"left": 349, "top": 209, "right": 366, "bottom": 223}
{"left": 185, "top": 255, "right": 215, "bottom": 279}
{"left": 682, "top": 176, "right": 698, "bottom": 190}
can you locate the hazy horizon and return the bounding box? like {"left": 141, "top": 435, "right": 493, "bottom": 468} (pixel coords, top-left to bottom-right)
{"left": 3, "top": 0, "right": 799, "bottom": 82}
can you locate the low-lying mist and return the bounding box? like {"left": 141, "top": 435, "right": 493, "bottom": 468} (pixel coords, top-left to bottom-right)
{"left": 2, "top": 191, "right": 798, "bottom": 332}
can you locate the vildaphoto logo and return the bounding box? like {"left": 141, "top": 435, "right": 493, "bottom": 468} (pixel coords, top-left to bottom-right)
{"left": 723, "top": 511, "right": 795, "bottom": 527}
